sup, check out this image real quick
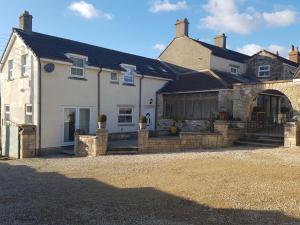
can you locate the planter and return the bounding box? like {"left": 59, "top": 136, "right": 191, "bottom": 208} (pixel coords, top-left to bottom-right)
{"left": 170, "top": 126, "right": 178, "bottom": 135}
{"left": 139, "top": 122, "right": 147, "bottom": 130}
{"left": 98, "top": 122, "right": 106, "bottom": 129}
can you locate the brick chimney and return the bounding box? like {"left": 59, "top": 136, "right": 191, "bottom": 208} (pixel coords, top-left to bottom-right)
{"left": 289, "top": 45, "right": 300, "bottom": 64}
{"left": 175, "top": 18, "right": 189, "bottom": 38}
{"left": 214, "top": 33, "right": 227, "bottom": 49}
{"left": 19, "top": 11, "right": 33, "bottom": 33}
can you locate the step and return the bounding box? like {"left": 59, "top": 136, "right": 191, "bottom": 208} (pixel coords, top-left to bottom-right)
{"left": 107, "top": 150, "right": 138, "bottom": 155}
{"left": 234, "top": 140, "right": 282, "bottom": 148}
{"left": 244, "top": 133, "right": 284, "bottom": 139}
{"left": 239, "top": 137, "right": 284, "bottom": 144}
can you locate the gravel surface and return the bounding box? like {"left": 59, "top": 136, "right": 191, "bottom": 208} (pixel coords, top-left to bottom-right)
{"left": 1, "top": 147, "right": 300, "bottom": 225}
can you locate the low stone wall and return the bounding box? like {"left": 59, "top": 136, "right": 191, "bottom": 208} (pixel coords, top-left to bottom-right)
{"left": 284, "top": 122, "right": 300, "bottom": 148}
{"left": 74, "top": 129, "right": 108, "bottom": 157}
{"left": 139, "top": 121, "right": 244, "bottom": 154}
{"left": 19, "top": 124, "right": 37, "bottom": 159}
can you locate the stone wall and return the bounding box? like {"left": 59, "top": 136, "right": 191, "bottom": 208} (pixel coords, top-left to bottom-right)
{"left": 284, "top": 122, "right": 300, "bottom": 148}
{"left": 19, "top": 124, "right": 37, "bottom": 159}
{"left": 74, "top": 129, "right": 108, "bottom": 157}
{"left": 139, "top": 120, "right": 244, "bottom": 153}
{"left": 233, "top": 80, "right": 300, "bottom": 121}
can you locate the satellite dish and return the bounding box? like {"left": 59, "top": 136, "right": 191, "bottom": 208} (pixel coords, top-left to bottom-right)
{"left": 44, "top": 63, "right": 55, "bottom": 73}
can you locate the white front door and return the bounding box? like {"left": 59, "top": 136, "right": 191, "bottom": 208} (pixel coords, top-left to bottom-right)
{"left": 63, "top": 107, "right": 90, "bottom": 145}
{"left": 143, "top": 107, "right": 155, "bottom": 131}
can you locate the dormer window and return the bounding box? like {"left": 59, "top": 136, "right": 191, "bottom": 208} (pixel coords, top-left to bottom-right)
{"left": 230, "top": 65, "right": 239, "bottom": 75}
{"left": 70, "top": 57, "right": 85, "bottom": 77}
{"left": 258, "top": 65, "right": 270, "bottom": 78}
{"left": 121, "top": 64, "right": 136, "bottom": 85}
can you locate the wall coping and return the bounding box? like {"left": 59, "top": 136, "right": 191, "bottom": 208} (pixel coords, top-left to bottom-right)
{"left": 233, "top": 79, "right": 293, "bottom": 87}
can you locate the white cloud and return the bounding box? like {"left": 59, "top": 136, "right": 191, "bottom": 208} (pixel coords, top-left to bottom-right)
{"left": 152, "top": 43, "right": 166, "bottom": 51}
{"left": 199, "top": 0, "right": 297, "bottom": 34}
{"left": 149, "top": 0, "right": 187, "bottom": 13}
{"left": 68, "top": 1, "right": 113, "bottom": 20}
{"left": 263, "top": 9, "right": 296, "bottom": 27}
{"left": 237, "top": 44, "right": 289, "bottom": 57}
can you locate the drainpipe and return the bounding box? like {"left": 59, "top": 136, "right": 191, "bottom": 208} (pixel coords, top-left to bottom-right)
{"left": 97, "top": 68, "right": 102, "bottom": 116}
{"left": 38, "top": 58, "right": 42, "bottom": 155}
{"left": 139, "top": 75, "right": 145, "bottom": 118}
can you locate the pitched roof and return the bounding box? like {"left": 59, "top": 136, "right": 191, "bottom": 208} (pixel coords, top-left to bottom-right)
{"left": 256, "top": 50, "right": 299, "bottom": 67}
{"left": 14, "top": 28, "right": 177, "bottom": 80}
{"left": 159, "top": 70, "right": 260, "bottom": 93}
{"left": 192, "top": 39, "right": 250, "bottom": 63}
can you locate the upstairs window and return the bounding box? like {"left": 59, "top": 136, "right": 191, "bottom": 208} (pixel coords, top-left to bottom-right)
{"left": 8, "top": 60, "right": 13, "bottom": 80}
{"left": 258, "top": 65, "right": 271, "bottom": 78}
{"left": 110, "top": 72, "right": 118, "bottom": 82}
{"left": 124, "top": 69, "right": 134, "bottom": 84}
{"left": 230, "top": 67, "right": 238, "bottom": 75}
{"left": 118, "top": 107, "right": 133, "bottom": 124}
{"left": 70, "top": 57, "right": 85, "bottom": 77}
{"left": 21, "top": 54, "right": 28, "bottom": 76}
{"left": 25, "top": 104, "right": 33, "bottom": 124}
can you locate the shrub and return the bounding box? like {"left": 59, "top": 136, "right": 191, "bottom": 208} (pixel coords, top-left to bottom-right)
{"left": 98, "top": 114, "right": 107, "bottom": 122}
{"left": 139, "top": 115, "right": 147, "bottom": 123}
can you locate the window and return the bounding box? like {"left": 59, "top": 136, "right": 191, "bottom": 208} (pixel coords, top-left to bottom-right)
{"left": 70, "top": 57, "right": 85, "bottom": 77}
{"left": 25, "top": 104, "right": 33, "bottom": 124}
{"left": 123, "top": 68, "right": 134, "bottom": 84}
{"left": 110, "top": 72, "right": 118, "bottom": 82}
{"left": 4, "top": 105, "right": 10, "bottom": 121}
{"left": 118, "top": 107, "right": 133, "bottom": 124}
{"left": 258, "top": 65, "right": 271, "bottom": 78}
{"left": 8, "top": 60, "right": 13, "bottom": 80}
{"left": 230, "top": 67, "right": 238, "bottom": 75}
{"left": 21, "top": 54, "right": 28, "bottom": 76}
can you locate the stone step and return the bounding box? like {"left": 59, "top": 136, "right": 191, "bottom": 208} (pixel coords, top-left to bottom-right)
{"left": 107, "top": 150, "right": 138, "bottom": 155}
{"left": 234, "top": 140, "right": 282, "bottom": 148}
{"left": 239, "top": 137, "right": 284, "bottom": 144}
{"left": 244, "top": 133, "right": 284, "bottom": 139}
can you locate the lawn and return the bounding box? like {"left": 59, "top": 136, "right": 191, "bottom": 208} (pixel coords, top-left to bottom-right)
{"left": 0, "top": 147, "right": 300, "bottom": 225}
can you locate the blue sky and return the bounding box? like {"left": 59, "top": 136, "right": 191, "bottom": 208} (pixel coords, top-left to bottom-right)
{"left": 0, "top": 0, "right": 299, "bottom": 59}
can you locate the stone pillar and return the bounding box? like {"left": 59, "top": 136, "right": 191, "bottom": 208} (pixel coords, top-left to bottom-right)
{"left": 95, "top": 129, "right": 108, "bottom": 156}
{"left": 284, "top": 122, "right": 298, "bottom": 148}
{"left": 19, "top": 124, "right": 36, "bottom": 159}
{"left": 138, "top": 129, "right": 149, "bottom": 153}
{"left": 214, "top": 120, "right": 229, "bottom": 147}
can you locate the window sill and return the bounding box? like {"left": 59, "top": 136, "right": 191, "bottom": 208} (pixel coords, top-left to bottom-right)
{"left": 68, "top": 76, "right": 87, "bottom": 81}
{"left": 110, "top": 81, "right": 119, "bottom": 84}
{"left": 122, "top": 83, "right": 135, "bottom": 86}
{"left": 20, "top": 75, "right": 29, "bottom": 79}
{"left": 7, "top": 78, "right": 14, "bottom": 82}
{"left": 118, "top": 123, "right": 135, "bottom": 127}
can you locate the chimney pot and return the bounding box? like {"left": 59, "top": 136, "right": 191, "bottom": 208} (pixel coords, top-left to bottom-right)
{"left": 175, "top": 18, "right": 189, "bottom": 38}
{"left": 19, "top": 10, "right": 33, "bottom": 33}
{"left": 214, "top": 33, "right": 227, "bottom": 48}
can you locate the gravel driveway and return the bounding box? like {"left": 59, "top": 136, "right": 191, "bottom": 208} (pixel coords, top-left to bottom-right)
{"left": 1, "top": 147, "right": 300, "bottom": 225}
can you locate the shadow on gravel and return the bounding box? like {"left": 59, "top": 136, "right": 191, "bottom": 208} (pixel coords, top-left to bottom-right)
{"left": 0, "top": 162, "right": 299, "bottom": 225}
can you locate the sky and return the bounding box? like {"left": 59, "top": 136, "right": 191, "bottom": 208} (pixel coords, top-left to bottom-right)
{"left": 0, "top": 0, "right": 300, "bottom": 59}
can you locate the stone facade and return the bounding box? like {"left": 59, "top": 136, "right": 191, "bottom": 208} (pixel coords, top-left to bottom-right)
{"left": 74, "top": 129, "right": 108, "bottom": 157}
{"left": 284, "top": 122, "right": 300, "bottom": 148}
{"left": 139, "top": 121, "right": 243, "bottom": 153}
{"left": 233, "top": 80, "right": 300, "bottom": 121}
{"left": 19, "top": 124, "right": 37, "bottom": 159}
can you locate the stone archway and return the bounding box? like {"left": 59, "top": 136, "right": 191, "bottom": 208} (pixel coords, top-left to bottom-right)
{"left": 233, "top": 80, "right": 300, "bottom": 121}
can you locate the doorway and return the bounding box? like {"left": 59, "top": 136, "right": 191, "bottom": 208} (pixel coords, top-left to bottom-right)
{"left": 63, "top": 107, "right": 91, "bottom": 145}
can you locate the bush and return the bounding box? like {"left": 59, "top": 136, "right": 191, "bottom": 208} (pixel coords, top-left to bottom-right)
{"left": 98, "top": 114, "right": 107, "bottom": 122}
{"left": 139, "top": 115, "right": 147, "bottom": 123}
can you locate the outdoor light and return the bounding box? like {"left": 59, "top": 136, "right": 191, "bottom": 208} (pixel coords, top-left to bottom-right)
{"left": 149, "top": 98, "right": 153, "bottom": 104}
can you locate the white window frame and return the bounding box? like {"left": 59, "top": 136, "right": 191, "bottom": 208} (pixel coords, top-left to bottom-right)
{"left": 230, "top": 66, "right": 238, "bottom": 75}
{"left": 25, "top": 104, "right": 33, "bottom": 124}
{"left": 121, "top": 64, "right": 136, "bottom": 85}
{"left": 4, "top": 105, "right": 10, "bottom": 121}
{"left": 118, "top": 107, "right": 133, "bottom": 124}
{"left": 258, "top": 65, "right": 271, "bottom": 78}
{"left": 21, "top": 54, "right": 28, "bottom": 76}
{"left": 110, "top": 72, "right": 119, "bottom": 82}
{"left": 8, "top": 59, "right": 13, "bottom": 80}
{"left": 66, "top": 54, "right": 88, "bottom": 78}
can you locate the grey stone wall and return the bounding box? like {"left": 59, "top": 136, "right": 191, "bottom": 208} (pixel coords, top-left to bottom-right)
{"left": 19, "top": 125, "right": 36, "bottom": 159}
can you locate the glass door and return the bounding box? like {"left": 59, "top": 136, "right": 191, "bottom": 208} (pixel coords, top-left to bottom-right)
{"left": 63, "top": 107, "right": 91, "bottom": 145}
{"left": 64, "top": 108, "right": 76, "bottom": 143}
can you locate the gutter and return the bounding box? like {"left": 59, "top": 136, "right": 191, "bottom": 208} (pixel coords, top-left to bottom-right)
{"left": 97, "top": 68, "right": 102, "bottom": 116}
{"left": 139, "top": 75, "right": 145, "bottom": 118}
{"left": 38, "top": 58, "right": 42, "bottom": 155}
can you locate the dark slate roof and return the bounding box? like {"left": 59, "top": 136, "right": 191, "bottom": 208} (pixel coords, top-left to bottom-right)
{"left": 159, "top": 71, "right": 227, "bottom": 93}
{"left": 258, "top": 50, "right": 299, "bottom": 67}
{"left": 294, "top": 66, "right": 300, "bottom": 78}
{"left": 14, "top": 28, "right": 177, "bottom": 79}
{"left": 192, "top": 39, "right": 250, "bottom": 63}
{"left": 212, "top": 70, "right": 260, "bottom": 88}
{"left": 159, "top": 70, "right": 260, "bottom": 93}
